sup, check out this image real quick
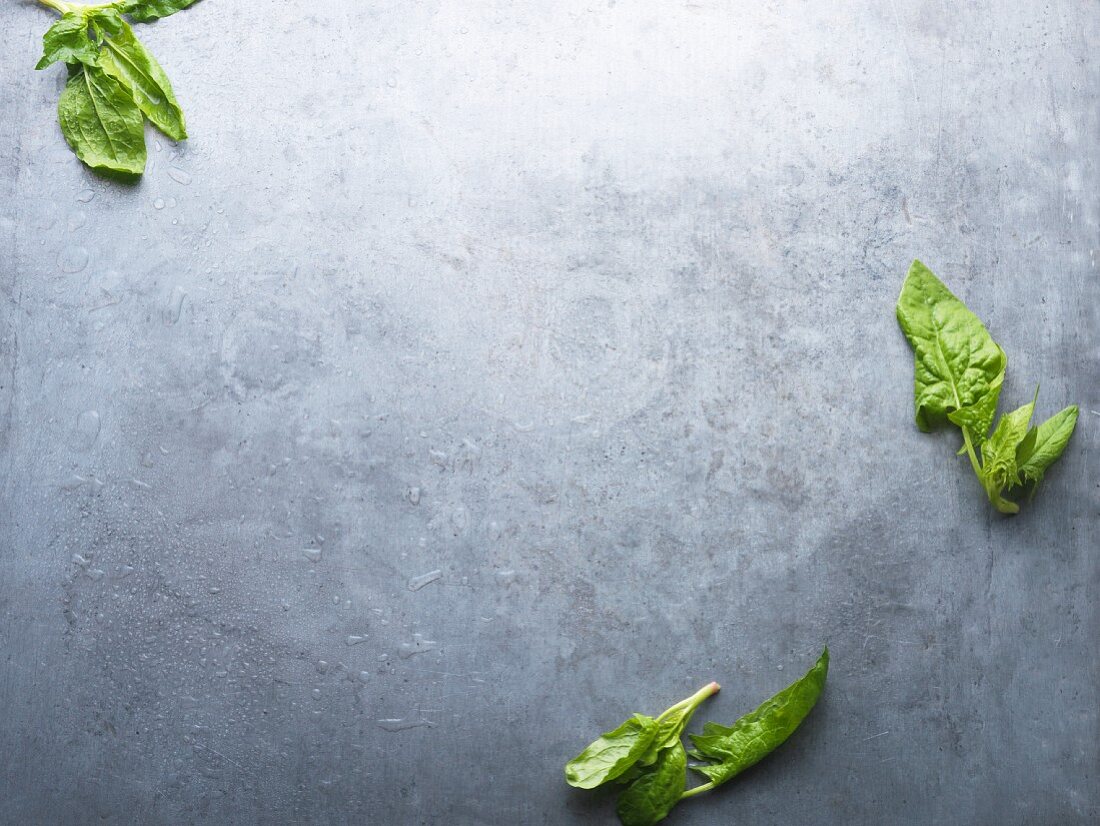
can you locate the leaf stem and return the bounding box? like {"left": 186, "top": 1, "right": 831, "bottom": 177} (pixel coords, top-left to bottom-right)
{"left": 37, "top": 0, "right": 74, "bottom": 13}
{"left": 960, "top": 426, "right": 983, "bottom": 479}
{"left": 657, "top": 681, "right": 720, "bottom": 725}
{"left": 680, "top": 780, "right": 715, "bottom": 800}
{"left": 37, "top": 0, "right": 119, "bottom": 14}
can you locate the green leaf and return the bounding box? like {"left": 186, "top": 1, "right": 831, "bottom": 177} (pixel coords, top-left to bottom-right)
{"left": 637, "top": 682, "right": 719, "bottom": 767}
{"left": 121, "top": 0, "right": 202, "bottom": 23}
{"left": 94, "top": 16, "right": 187, "bottom": 140}
{"left": 896, "top": 260, "right": 1006, "bottom": 443}
{"left": 565, "top": 714, "right": 660, "bottom": 790}
{"left": 57, "top": 64, "right": 147, "bottom": 175}
{"left": 36, "top": 12, "right": 98, "bottom": 70}
{"left": 978, "top": 393, "right": 1037, "bottom": 513}
{"left": 689, "top": 648, "right": 828, "bottom": 788}
{"left": 615, "top": 742, "right": 687, "bottom": 826}
{"left": 1016, "top": 405, "right": 1078, "bottom": 486}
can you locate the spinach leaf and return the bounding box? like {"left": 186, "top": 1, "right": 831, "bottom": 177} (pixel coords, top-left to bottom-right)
{"left": 566, "top": 652, "right": 829, "bottom": 825}
{"left": 121, "top": 0, "right": 202, "bottom": 23}
{"left": 566, "top": 681, "right": 720, "bottom": 790}
{"left": 565, "top": 713, "right": 660, "bottom": 789}
{"left": 895, "top": 259, "right": 1006, "bottom": 443}
{"left": 616, "top": 742, "right": 687, "bottom": 826}
{"left": 896, "top": 261, "right": 1078, "bottom": 513}
{"left": 57, "top": 63, "right": 146, "bottom": 175}
{"left": 36, "top": 12, "right": 98, "bottom": 69}
{"left": 95, "top": 15, "right": 187, "bottom": 139}
{"left": 33, "top": 0, "right": 199, "bottom": 174}
{"left": 688, "top": 648, "right": 828, "bottom": 789}
{"left": 637, "top": 681, "right": 719, "bottom": 767}
{"left": 1016, "top": 405, "right": 1079, "bottom": 486}
{"left": 978, "top": 395, "right": 1036, "bottom": 512}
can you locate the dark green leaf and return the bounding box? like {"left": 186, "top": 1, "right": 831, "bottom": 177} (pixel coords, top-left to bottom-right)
{"left": 689, "top": 648, "right": 828, "bottom": 787}
{"left": 565, "top": 714, "right": 659, "bottom": 790}
{"left": 57, "top": 64, "right": 146, "bottom": 175}
{"left": 36, "top": 12, "right": 98, "bottom": 70}
{"left": 896, "top": 260, "right": 1006, "bottom": 443}
{"left": 1016, "top": 405, "right": 1078, "bottom": 486}
{"left": 615, "top": 742, "right": 687, "bottom": 826}
{"left": 95, "top": 17, "right": 187, "bottom": 140}
{"left": 121, "top": 0, "right": 202, "bottom": 23}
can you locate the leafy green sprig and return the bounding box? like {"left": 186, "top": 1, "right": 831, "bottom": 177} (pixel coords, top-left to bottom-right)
{"left": 565, "top": 649, "right": 829, "bottom": 826}
{"left": 896, "top": 261, "right": 1078, "bottom": 514}
{"left": 34, "top": 0, "right": 201, "bottom": 175}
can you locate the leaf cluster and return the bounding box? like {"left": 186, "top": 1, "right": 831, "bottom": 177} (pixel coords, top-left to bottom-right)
{"left": 35, "top": 0, "right": 201, "bottom": 175}
{"left": 896, "top": 261, "right": 1078, "bottom": 514}
{"left": 565, "top": 649, "right": 829, "bottom": 826}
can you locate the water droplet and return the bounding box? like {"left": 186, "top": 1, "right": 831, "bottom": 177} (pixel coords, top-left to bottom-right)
{"left": 168, "top": 167, "right": 192, "bottom": 185}
{"left": 376, "top": 716, "right": 433, "bottom": 732}
{"left": 406, "top": 569, "right": 441, "bottom": 592}
{"left": 346, "top": 634, "right": 368, "bottom": 646}
{"left": 163, "top": 285, "right": 187, "bottom": 325}
{"left": 302, "top": 548, "right": 323, "bottom": 563}
{"left": 153, "top": 198, "right": 165, "bottom": 210}
{"left": 357, "top": 671, "right": 370, "bottom": 683}
{"left": 68, "top": 212, "right": 86, "bottom": 231}
{"left": 57, "top": 246, "right": 89, "bottom": 273}
{"left": 386, "top": 77, "right": 397, "bottom": 88}
{"left": 777, "top": 664, "right": 784, "bottom": 671}
{"left": 451, "top": 507, "right": 468, "bottom": 533}
{"left": 406, "top": 486, "right": 421, "bottom": 505}
{"left": 76, "top": 189, "right": 95, "bottom": 203}
{"left": 73, "top": 409, "right": 101, "bottom": 450}
{"left": 316, "top": 660, "right": 328, "bottom": 673}
{"left": 496, "top": 569, "right": 517, "bottom": 586}
{"left": 311, "top": 688, "right": 322, "bottom": 701}
{"left": 72, "top": 553, "right": 89, "bottom": 567}
{"left": 61, "top": 474, "right": 88, "bottom": 491}
{"left": 398, "top": 633, "right": 438, "bottom": 659}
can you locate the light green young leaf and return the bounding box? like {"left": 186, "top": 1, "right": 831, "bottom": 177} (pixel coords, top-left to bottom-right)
{"left": 1016, "top": 405, "right": 1078, "bottom": 486}
{"left": 94, "top": 16, "right": 187, "bottom": 140}
{"left": 57, "top": 63, "right": 146, "bottom": 175}
{"left": 121, "top": 0, "right": 202, "bottom": 23}
{"left": 896, "top": 260, "right": 1006, "bottom": 443}
{"left": 565, "top": 714, "right": 659, "bottom": 790}
{"left": 637, "top": 682, "right": 719, "bottom": 767}
{"left": 978, "top": 395, "right": 1037, "bottom": 513}
{"left": 689, "top": 648, "right": 828, "bottom": 788}
{"left": 615, "top": 742, "right": 687, "bottom": 826}
{"left": 36, "top": 12, "right": 98, "bottom": 70}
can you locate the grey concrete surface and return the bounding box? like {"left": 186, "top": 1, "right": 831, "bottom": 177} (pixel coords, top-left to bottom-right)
{"left": 1, "top": 1, "right": 1098, "bottom": 824}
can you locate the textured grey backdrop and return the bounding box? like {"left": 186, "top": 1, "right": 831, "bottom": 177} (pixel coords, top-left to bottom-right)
{"left": 1, "top": 1, "right": 1097, "bottom": 824}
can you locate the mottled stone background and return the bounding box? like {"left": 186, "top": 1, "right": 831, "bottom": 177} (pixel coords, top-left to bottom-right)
{"left": 1, "top": 1, "right": 1096, "bottom": 823}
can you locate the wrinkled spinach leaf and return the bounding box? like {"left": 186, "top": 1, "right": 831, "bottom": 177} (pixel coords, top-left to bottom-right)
{"left": 566, "top": 651, "right": 829, "bottom": 825}
{"left": 58, "top": 62, "right": 146, "bottom": 175}
{"left": 616, "top": 742, "right": 687, "bottom": 826}
{"left": 896, "top": 261, "right": 1078, "bottom": 513}
{"left": 688, "top": 648, "right": 828, "bottom": 788}
{"left": 33, "top": 0, "right": 199, "bottom": 174}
